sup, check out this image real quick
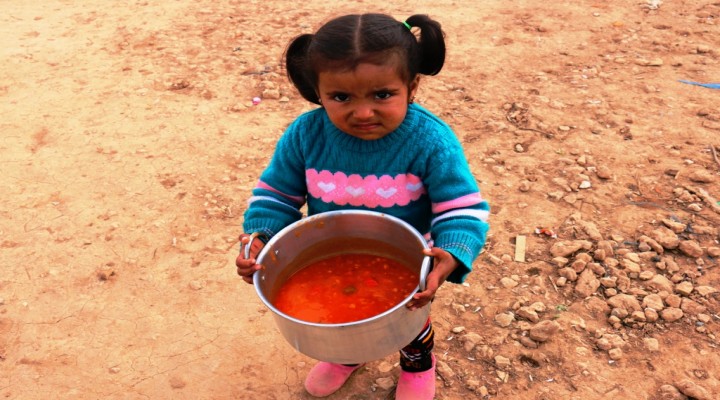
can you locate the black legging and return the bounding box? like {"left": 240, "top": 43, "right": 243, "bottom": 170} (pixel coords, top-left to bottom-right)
{"left": 399, "top": 317, "right": 434, "bottom": 372}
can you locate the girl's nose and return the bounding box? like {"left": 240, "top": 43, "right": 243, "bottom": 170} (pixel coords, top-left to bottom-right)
{"left": 352, "top": 104, "right": 374, "bottom": 119}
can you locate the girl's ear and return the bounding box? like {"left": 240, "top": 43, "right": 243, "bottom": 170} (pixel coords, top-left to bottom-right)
{"left": 408, "top": 76, "right": 420, "bottom": 102}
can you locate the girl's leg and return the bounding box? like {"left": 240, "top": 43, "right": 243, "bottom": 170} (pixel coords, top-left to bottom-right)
{"left": 396, "top": 318, "right": 436, "bottom": 399}
{"left": 399, "top": 318, "right": 434, "bottom": 371}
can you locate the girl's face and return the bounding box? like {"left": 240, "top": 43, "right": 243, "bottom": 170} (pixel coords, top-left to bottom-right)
{"left": 317, "top": 63, "right": 419, "bottom": 140}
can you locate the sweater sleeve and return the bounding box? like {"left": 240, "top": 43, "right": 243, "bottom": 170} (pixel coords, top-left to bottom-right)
{"left": 424, "top": 129, "right": 490, "bottom": 283}
{"left": 242, "top": 116, "right": 308, "bottom": 238}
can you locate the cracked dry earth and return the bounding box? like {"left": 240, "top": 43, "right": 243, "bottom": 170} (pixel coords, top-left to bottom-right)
{"left": 1, "top": 0, "right": 719, "bottom": 399}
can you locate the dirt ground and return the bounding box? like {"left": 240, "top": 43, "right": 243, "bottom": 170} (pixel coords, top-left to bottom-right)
{"left": 2, "top": 0, "right": 719, "bottom": 399}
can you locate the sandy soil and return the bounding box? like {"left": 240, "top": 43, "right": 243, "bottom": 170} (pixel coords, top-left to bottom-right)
{"left": 2, "top": 1, "right": 719, "bottom": 399}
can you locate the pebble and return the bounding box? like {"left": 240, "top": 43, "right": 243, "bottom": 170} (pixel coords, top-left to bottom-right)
{"left": 375, "top": 377, "right": 395, "bottom": 390}
{"left": 643, "top": 338, "right": 660, "bottom": 352}
{"left": 500, "top": 277, "right": 519, "bottom": 288}
{"left": 436, "top": 360, "right": 456, "bottom": 380}
{"left": 377, "top": 361, "right": 394, "bottom": 373}
{"left": 678, "top": 240, "right": 703, "bottom": 258}
{"left": 642, "top": 294, "right": 664, "bottom": 310}
{"left": 452, "top": 326, "right": 466, "bottom": 334}
{"left": 528, "top": 320, "right": 561, "bottom": 342}
{"left": 674, "top": 281, "right": 694, "bottom": 296}
{"left": 596, "top": 165, "right": 612, "bottom": 179}
{"left": 494, "top": 355, "right": 511, "bottom": 368}
{"left": 660, "top": 307, "right": 683, "bottom": 322}
{"left": 675, "top": 379, "right": 711, "bottom": 400}
{"left": 495, "top": 312, "right": 515, "bottom": 327}
{"left": 169, "top": 376, "right": 187, "bottom": 389}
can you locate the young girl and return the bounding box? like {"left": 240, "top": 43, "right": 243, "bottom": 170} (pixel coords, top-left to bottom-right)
{"left": 236, "top": 13, "right": 490, "bottom": 399}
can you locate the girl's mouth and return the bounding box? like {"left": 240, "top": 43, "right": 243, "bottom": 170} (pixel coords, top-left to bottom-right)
{"left": 353, "top": 123, "right": 380, "bottom": 131}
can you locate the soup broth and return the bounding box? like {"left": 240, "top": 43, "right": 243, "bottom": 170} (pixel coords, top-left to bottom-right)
{"left": 274, "top": 253, "right": 419, "bottom": 324}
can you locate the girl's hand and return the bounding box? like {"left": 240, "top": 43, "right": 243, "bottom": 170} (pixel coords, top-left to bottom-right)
{"left": 235, "top": 233, "right": 265, "bottom": 284}
{"left": 406, "top": 247, "right": 459, "bottom": 310}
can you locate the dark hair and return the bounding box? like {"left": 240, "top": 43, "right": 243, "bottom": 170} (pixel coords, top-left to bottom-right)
{"left": 285, "top": 13, "right": 446, "bottom": 105}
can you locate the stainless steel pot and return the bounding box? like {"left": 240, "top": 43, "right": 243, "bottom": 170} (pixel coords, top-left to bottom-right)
{"left": 251, "top": 210, "right": 431, "bottom": 364}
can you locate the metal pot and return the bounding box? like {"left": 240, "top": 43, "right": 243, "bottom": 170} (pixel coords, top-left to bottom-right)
{"left": 251, "top": 210, "right": 431, "bottom": 364}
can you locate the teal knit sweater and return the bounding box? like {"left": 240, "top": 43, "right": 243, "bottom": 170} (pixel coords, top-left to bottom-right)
{"left": 243, "top": 103, "right": 490, "bottom": 283}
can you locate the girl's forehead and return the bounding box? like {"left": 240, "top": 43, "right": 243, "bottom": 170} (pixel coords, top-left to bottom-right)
{"left": 317, "top": 60, "right": 408, "bottom": 85}
{"left": 318, "top": 63, "right": 404, "bottom": 84}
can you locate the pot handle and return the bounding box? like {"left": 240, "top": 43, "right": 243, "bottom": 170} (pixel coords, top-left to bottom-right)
{"left": 418, "top": 255, "right": 432, "bottom": 292}
{"left": 241, "top": 232, "right": 267, "bottom": 260}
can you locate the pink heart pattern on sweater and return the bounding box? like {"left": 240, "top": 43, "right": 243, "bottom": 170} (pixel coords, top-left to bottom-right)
{"left": 307, "top": 169, "right": 425, "bottom": 208}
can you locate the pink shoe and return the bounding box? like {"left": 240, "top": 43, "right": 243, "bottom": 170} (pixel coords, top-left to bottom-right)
{"left": 304, "top": 362, "right": 364, "bottom": 397}
{"left": 395, "top": 354, "right": 436, "bottom": 400}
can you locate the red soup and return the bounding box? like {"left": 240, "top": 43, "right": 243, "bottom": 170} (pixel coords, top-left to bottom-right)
{"left": 274, "top": 253, "right": 419, "bottom": 324}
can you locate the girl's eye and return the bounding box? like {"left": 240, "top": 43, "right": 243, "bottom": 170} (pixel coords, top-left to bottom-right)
{"left": 332, "top": 94, "right": 350, "bottom": 102}
{"left": 375, "top": 91, "right": 393, "bottom": 100}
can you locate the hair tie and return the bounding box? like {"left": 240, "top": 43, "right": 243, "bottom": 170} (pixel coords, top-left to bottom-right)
{"left": 402, "top": 21, "right": 412, "bottom": 30}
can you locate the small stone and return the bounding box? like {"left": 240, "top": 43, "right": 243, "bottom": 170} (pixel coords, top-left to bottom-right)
{"left": 579, "top": 180, "right": 592, "bottom": 189}
{"left": 494, "top": 355, "right": 511, "bottom": 369}
{"left": 608, "top": 348, "right": 623, "bottom": 360}
{"left": 707, "top": 247, "right": 720, "bottom": 257}
{"left": 452, "top": 326, "right": 466, "bottom": 334}
{"left": 597, "top": 277, "right": 615, "bottom": 289}
{"left": 375, "top": 377, "right": 395, "bottom": 390}
{"left": 697, "top": 44, "right": 711, "bottom": 53}
{"left": 519, "top": 336, "right": 538, "bottom": 348}
{"left": 639, "top": 271, "right": 655, "bottom": 280}
{"left": 647, "top": 274, "right": 674, "bottom": 293}
{"left": 657, "top": 384, "right": 685, "bottom": 400}
{"left": 607, "top": 294, "right": 642, "bottom": 312}
{"left": 495, "top": 312, "right": 515, "bottom": 327}
{"left": 665, "top": 294, "right": 682, "bottom": 308}
{"left": 479, "top": 386, "right": 489, "bottom": 397}
{"left": 500, "top": 277, "right": 519, "bottom": 288}
{"left": 461, "top": 333, "right": 482, "bottom": 352}
{"left": 261, "top": 88, "right": 281, "bottom": 99}
{"left": 661, "top": 219, "right": 686, "bottom": 234}
{"left": 528, "top": 320, "right": 561, "bottom": 342}
{"left": 681, "top": 298, "right": 707, "bottom": 315}
{"left": 644, "top": 308, "right": 659, "bottom": 322}
{"left": 687, "top": 169, "right": 716, "bottom": 183}
{"left": 675, "top": 281, "right": 694, "bottom": 296}
{"left": 678, "top": 240, "right": 703, "bottom": 258}
{"left": 675, "top": 379, "right": 711, "bottom": 400}
{"left": 552, "top": 257, "right": 570, "bottom": 267}
{"left": 642, "top": 294, "right": 664, "bottom": 310}
{"left": 695, "top": 286, "right": 718, "bottom": 297}
{"left": 518, "top": 179, "right": 531, "bottom": 192}
{"left": 169, "top": 376, "right": 186, "bottom": 389}
{"left": 188, "top": 280, "right": 204, "bottom": 290}
{"left": 517, "top": 307, "right": 540, "bottom": 323}
{"left": 377, "top": 361, "right": 394, "bottom": 373}
{"left": 488, "top": 254, "right": 503, "bottom": 266}
{"left": 436, "top": 360, "right": 456, "bottom": 380}
{"left": 660, "top": 307, "right": 684, "bottom": 322}
{"left": 465, "top": 378, "right": 481, "bottom": 391}
{"left": 596, "top": 165, "right": 612, "bottom": 179}
{"left": 575, "top": 268, "right": 600, "bottom": 298}
{"left": 649, "top": 227, "right": 680, "bottom": 250}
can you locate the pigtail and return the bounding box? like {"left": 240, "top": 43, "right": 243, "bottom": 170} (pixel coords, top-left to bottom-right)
{"left": 284, "top": 34, "right": 322, "bottom": 105}
{"left": 405, "top": 14, "right": 446, "bottom": 76}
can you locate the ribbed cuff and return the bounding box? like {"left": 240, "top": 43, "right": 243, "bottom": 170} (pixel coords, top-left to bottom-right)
{"left": 433, "top": 231, "right": 484, "bottom": 283}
